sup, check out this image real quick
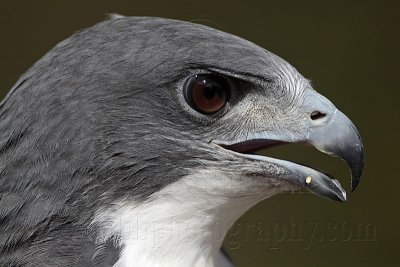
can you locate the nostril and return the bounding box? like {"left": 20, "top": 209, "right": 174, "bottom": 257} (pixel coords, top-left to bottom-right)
{"left": 310, "top": 111, "right": 327, "bottom": 121}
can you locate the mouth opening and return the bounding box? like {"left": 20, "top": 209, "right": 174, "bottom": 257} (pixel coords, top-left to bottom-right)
{"left": 216, "top": 138, "right": 348, "bottom": 202}
{"left": 219, "top": 139, "right": 287, "bottom": 154}
{"left": 219, "top": 138, "right": 341, "bottom": 176}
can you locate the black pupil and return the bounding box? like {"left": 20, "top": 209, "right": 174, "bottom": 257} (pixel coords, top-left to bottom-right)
{"left": 204, "top": 85, "right": 219, "bottom": 99}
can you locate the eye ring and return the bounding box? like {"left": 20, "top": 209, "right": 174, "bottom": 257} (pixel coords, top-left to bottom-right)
{"left": 183, "top": 74, "right": 230, "bottom": 115}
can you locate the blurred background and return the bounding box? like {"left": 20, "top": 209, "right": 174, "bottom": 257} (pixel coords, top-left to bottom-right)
{"left": 0, "top": 0, "right": 398, "bottom": 266}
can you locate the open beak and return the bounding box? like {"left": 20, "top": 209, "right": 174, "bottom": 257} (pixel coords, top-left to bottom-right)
{"left": 214, "top": 107, "right": 364, "bottom": 202}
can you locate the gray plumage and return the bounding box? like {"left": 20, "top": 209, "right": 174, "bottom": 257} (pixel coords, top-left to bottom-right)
{"left": 0, "top": 16, "right": 364, "bottom": 267}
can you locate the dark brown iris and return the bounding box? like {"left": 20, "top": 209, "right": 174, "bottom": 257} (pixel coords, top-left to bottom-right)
{"left": 184, "top": 74, "right": 229, "bottom": 114}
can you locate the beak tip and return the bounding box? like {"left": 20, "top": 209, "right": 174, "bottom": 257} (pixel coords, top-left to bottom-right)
{"left": 335, "top": 184, "right": 347, "bottom": 202}
{"left": 320, "top": 177, "right": 347, "bottom": 202}
{"left": 351, "top": 179, "right": 360, "bottom": 192}
{"left": 339, "top": 139, "right": 364, "bottom": 192}
{"left": 350, "top": 152, "right": 364, "bottom": 192}
{"left": 351, "top": 173, "right": 362, "bottom": 192}
{"left": 341, "top": 191, "right": 347, "bottom": 202}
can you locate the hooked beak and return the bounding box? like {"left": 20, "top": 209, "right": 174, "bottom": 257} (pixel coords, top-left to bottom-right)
{"left": 307, "top": 109, "right": 364, "bottom": 191}
{"left": 214, "top": 95, "right": 364, "bottom": 202}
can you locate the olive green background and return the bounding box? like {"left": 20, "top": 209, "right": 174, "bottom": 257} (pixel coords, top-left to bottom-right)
{"left": 0, "top": 0, "right": 398, "bottom": 266}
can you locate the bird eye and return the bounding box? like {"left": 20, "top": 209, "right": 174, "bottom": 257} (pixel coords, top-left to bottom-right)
{"left": 183, "top": 74, "right": 230, "bottom": 114}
